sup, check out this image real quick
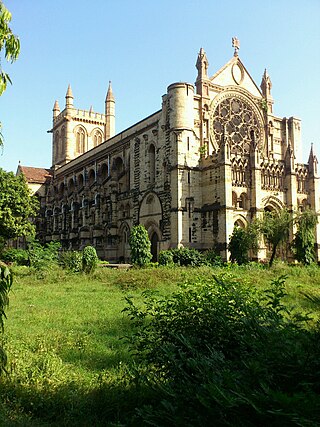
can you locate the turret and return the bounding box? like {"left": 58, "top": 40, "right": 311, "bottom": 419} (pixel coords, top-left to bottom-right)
{"left": 65, "top": 84, "right": 74, "bottom": 109}
{"left": 195, "top": 48, "right": 209, "bottom": 96}
{"left": 260, "top": 69, "right": 274, "bottom": 113}
{"left": 53, "top": 100, "right": 60, "bottom": 119}
{"left": 105, "top": 81, "right": 115, "bottom": 140}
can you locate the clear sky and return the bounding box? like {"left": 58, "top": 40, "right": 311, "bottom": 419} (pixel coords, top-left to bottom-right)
{"left": 0, "top": 0, "right": 319, "bottom": 172}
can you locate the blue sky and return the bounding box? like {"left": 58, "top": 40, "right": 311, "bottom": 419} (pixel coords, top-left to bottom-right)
{"left": 1, "top": 0, "right": 319, "bottom": 172}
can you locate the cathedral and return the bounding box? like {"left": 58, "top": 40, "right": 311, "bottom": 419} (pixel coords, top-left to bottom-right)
{"left": 19, "top": 40, "right": 320, "bottom": 262}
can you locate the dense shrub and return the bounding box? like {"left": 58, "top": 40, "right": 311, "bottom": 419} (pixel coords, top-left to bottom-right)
{"left": 0, "top": 248, "right": 29, "bottom": 266}
{"left": 82, "top": 246, "right": 98, "bottom": 273}
{"left": 129, "top": 225, "right": 152, "bottom": 267}
{"left": 124, "top": 275, "right": 320, "bottom": 426}
{"left": 59, "top": 251, "right": 83, "bottom": 273}
{"left": 292, "top": 209, "right": 318, "bottom": 265}
{"left": 158, "top": 250, "right": 174, "bottom": 266}
{"left": 27, "top": 240, "right": 61, "bottom": 270}
{"left": 203, "top": 248, "right": 223, "bottom": 266}
{"left": 171, "top": 247, "right": 206, "bottom": 267}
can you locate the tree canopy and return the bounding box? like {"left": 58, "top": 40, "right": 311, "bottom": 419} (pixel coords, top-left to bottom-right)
{"left": 0, "top": 168, "right": 39, "bottom": 240}
{"left": 0, "top": 1, "right": 20, "bottom": 146}
{"left": 258, "top": 208, "right": 293, "bottom": 267}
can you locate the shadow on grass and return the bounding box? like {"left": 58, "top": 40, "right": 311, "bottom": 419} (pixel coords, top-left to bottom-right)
{"left": 0, "top": 372, "right": 152, "bottom": 426}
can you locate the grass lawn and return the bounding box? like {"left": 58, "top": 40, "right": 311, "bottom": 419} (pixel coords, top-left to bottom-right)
{"left": 0, "top": 263, "right": 320, "bottom": 426}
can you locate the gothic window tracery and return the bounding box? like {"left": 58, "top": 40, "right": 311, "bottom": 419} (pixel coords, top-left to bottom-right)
{"left": 93, "top": 130, "right": 103, "bottom": 147}
{"left": 211, "top": 96, "right": 261, "bottom": 154}
{"left": 76, "top": 127, "right": 86, "bottom": 154}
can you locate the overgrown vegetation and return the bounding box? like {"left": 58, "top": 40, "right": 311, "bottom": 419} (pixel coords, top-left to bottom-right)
{"left": 159, "top": 247, "right": 222, "bottom": 267}
{"left": 228, "top": 222, "right": 258, "bottom": 265}
{"left": 292, "top": 209, "right": 318, "bottom": 265}
{"left": 124, "top": 273, "right": 320, "bottom": 426}
{"left": 0, "top": 264, "right": 318, "bottom": 425}
{"left": 129, "top": 225, "right": 152, "bottom": 267}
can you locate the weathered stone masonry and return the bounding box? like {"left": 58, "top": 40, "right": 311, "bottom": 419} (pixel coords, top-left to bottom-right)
{"left": 20, "top": 43, "right": 320, "bottom": 262}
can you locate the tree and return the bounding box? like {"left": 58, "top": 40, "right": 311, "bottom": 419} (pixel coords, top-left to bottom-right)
{"left": 0, "top": 1, "right": 20, "bottom": 146}
{"left": 292, "top": 209, "right": 318, "bottom": 265}
{"left": 228, "top": 223, "right": 258, "bottom": 265}
{"left": 129, "top": 224, "right": 152, "bottom": 267}
{"left": 259, "top": 209, "right": 292, "bottom": 267}
{"left": 0, "top": 168, "right": 39, "bottom": 240}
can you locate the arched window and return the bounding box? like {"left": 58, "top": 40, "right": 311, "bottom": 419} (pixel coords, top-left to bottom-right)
{"left": 100, "top": 163, "right": 108, "bottom": 181}
{"left": 93, "top": 130, "right": 103, "bottom": 147}
{"left": 232, "top": 191, "right": 238, "bottom": 208}
{"left": 77, "top": 173, "right": 84, "bottom": 189}
{"left": 60, "top": 127, "right": 65, "bottom": 158}
{"left": 68, "top": 178, "right": 75, "bottom": 194}
{"left": 149, "top": 144, "right": 156, "bottom": 184}
{"left": 55, "top": 131, "right": 60, "bottom": 159}
{"left": 88, "top": 169, "right": 96, "bottom": 186}
{"left": 76, "top": 127, "right": 86, "bottom": 154}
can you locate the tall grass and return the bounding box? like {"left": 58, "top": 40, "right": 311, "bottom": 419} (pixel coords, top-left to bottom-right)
{"left": 0, "top": 263, "right": 319, "bottom": 425}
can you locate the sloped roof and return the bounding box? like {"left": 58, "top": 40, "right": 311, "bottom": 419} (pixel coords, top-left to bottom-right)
{"left": 17, "top": 165, "right": 52, "bottom": 184}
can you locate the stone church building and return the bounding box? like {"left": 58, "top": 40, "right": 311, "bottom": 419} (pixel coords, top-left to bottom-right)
{"left": 20, "top": 41, "right": 320, "bottom": 262}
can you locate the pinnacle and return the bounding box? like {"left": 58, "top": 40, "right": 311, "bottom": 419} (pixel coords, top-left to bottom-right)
{"left": 53, "top": 100, "right": 60, "bottom": 111}
{"left": 106, "top": 81, "right": 115, "bottom": 102}
{"left": 66, "top": 84, "right": 74, "bottom": 99}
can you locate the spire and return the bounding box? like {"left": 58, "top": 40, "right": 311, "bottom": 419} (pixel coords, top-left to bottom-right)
{"left": 308, "top": 143, "right": 318, "bottom": 176}
{"left": 105, "top": 81, "right": 115, "bottom": 140}
{"left": 196, "top": 48, "right": 209, "bottom": 80}
{"left": 106, "top": 81, "right": 115, "bottom": 102}
{"left": 260, "top": 69, "right": 274, "bottom": 113}
{"left": 53, "top": 100, "right": 60, "bottom": 118}
{"left": 65, "top": 84, "right": 74, "bottom": 108}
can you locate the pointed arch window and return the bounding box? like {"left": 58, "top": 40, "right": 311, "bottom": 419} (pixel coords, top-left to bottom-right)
{"left": 55, "top": 131, "right": 60, "bottom": 159}
{"left": 76, "top": 127, "right": 86, "bottom": 154}
{"left": 149, "top": 144, "right": 156, "bottom": 184}
{"left": 93, "top": 130, "right": 103, "bottom": 147}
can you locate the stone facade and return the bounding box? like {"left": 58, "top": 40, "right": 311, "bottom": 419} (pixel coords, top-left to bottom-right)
{"left": 24, "top": 44, "right": 320, "bottom": 262}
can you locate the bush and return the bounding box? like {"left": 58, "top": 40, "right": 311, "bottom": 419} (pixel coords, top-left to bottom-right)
{"left": 27, "top": 240, "right": 61, "bottom": 270}
{"left": 158, "top": 250, "right": 174, "bottom": 266}
{"left": 171, "top": 247, "right": 205, "bottom": 267}
{"left": 59, "top": 251, "right": 83, "bottom": 273}
{"left": 124, "top": 275, "right": 320, "bottom": 426}
{"left": 0, "top": 248, "right": 29, "bottom": 266}
{"left": 203, "top": 248, "right": 223, "bottom": 267}
{"left": 129, "top": 225, "right": 152, "bottom": 267}
{"left": 82, "top": 246, "right": 98, "bottom": 274}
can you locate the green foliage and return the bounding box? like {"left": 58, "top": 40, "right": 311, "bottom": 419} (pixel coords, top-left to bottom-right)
{"left": 0, "top": 1, "right": 20, "bottom": 147}
{"left": 0, "top": 168, "right": 39, "bottom": 240}
{"left": 27, "top": 240, "right": 61, "bottom": 270}
{"left": 0, "top": 263, "right": 12, "bottom": 374}
{"left": 158, "top": 249, "right": 174, "bottom": 266}
{"left": 160, "top": 247, "right": 206, "bottom": 267}
{"left": 129, "top": 225, "right": 152, "bottom": 267}
{"left": 292, "top": 209, "right": 318, "bottom": 265}
{"left": 82, "top": 245, "right": 98, "bottom": 273}
{"left": 0, "top": 247, "right": 29, "bottom": 265}
{"left": 0, "top": 1, "right": 20, "bottom": 95}
{"left": 124, "top": 274, "right": 320, "bottom": 426}
{"left": 228, "top": 223, "right": 258, "bottom": 265}
{"left": 259, "top": 208, "right": 293, "bottom": 267}
{"left": 59, "top": 250, "right": 83, "bottom": 272}
{"left": 203, "top": 248, "right": 223, "bottom": 266}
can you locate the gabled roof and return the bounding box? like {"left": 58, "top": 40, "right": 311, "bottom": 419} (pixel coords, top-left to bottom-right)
{"left": 17, "top": 165, "right": 52, "bottom": 184}
{"left": 209, "top": 55, "right": 262, "bottom": 98}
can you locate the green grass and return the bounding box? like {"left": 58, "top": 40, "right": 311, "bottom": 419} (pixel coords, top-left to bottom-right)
{"left": 0, "top": 263, "right": 319, "bottom": 425}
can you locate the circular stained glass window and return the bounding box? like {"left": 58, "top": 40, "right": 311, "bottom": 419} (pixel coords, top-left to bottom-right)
{"left": 211, "top": 96, "right": 261, "bottom": 155}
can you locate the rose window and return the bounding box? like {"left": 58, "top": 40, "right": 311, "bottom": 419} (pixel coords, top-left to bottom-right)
{"left": 211, "top": 97, "right": 261, "bottom": 155}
